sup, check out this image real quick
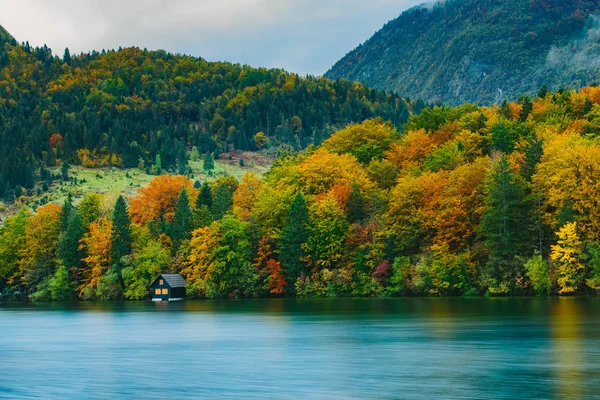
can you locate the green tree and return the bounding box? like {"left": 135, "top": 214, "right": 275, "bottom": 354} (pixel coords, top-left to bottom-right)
{"left": 172, "top": 188, "right": 192, "bottom": 246}
{"left": 77, "top": 193, "right": 102, "bottom": 227}
{"left": 478, "top": 155, "right": 530, "bottom": 286}
{"left": 211, "top": 183, "right": 232, "bottom": 220}
{"left": 279, "top": 192, "right": 309, "bottom": 291}
{"left": 203, "top": 152, "right": 215, "bottom": 172}
{"left": 110, "top": 195, "right": 132, "bottom": 269}
{"left": 346, "top": 183, "right": 368, "bottom": 224}
{"left": 0, "top": 207, "right": 30, "bottom": 285}
{"left": 49, "top": 265, "right": 75, "bottom": 301}
{"left": 122, "top": 240, "right": 169, "bottom": 299}
{"left": 59, "top": 212, "right": 84, "bottom": 270}
{"left": 524, "top": 253, "right": 551, "bottom": 295}
{"left": 196, "top": 181, "right": 213, "bottom": 209}
{"left": 61, "top": 161, "right": 70, "bottom": 181}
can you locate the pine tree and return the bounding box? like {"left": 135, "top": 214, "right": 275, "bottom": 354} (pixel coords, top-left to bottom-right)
{"left": 172, "top": 188, "right": 192, "bottom": 246}
{"left": 63, "top": 47, "right": 71, "bottom": 64}
{"left": 196, "top": 181, "right": 213, "bottom": 209}
{"left": 478, "top": 155, "right": 530, "bottom": 283}
{"left": 211, "top": 184, "right": 232, "bottom": 219}
{"left": 279, "top": 192, "right": 309, "bottom": 292}
{"left": 59, "top": 212, "right": 84, "bottom": 269}
{"left": 61, "top": 161, "right": 70, "bottom": 181}
{"left": 60, "top": 193, "right": 74, "bottom": 232}
{"left": 203, "top": 152, "right": 215, "bottom": 172}
{"left": 110, "top": 195, "right": 132, "bottom": 268}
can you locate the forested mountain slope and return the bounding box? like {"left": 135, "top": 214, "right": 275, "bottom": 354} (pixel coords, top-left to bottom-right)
{"left": 4, "top": 87, "right": 600, "bottom": 300}
{"left": 326, "top": 0, "right": 600, "bottom": 105}
{"left": 0, "top": 26, "right": 414, "bottom": 198}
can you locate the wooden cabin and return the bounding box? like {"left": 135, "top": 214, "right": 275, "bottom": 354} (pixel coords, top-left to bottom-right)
{"left": 150, "top": 274, "right": 186, "bottom": 302}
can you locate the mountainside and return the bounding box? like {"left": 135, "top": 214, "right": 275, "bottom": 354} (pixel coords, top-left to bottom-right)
{"left": 326, "top": 0, "right": 600, "bottom": 105}
{"left": 0, "top": 26, "right": 414, "bottom": 198}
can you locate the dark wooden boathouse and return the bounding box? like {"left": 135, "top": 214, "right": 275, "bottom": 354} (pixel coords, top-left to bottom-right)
{"left": 150, "top": 274, "right": 186, "bottom": 301}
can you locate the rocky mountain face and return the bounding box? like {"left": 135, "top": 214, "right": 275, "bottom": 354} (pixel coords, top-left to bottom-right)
{"left": 326, "top": 0, "right": 600, "bottom": 104}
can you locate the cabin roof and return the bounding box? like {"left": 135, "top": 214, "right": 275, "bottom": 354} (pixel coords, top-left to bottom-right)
{"left": 157, "top": 274, "right": 186, "bottom": 288}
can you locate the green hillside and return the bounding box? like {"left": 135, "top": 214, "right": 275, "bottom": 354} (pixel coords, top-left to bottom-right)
{"left": 0, "top": 25, "right": 414, "bottom": 199}
{"left": 326, "top": 0, "right": 600, "bottom": 105}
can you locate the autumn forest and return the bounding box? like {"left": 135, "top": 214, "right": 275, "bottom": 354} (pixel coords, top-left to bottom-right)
{"left": 3, "top": 84, "right": 600, "bottom": 299}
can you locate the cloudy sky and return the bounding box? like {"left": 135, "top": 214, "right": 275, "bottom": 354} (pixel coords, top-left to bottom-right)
{"left": 1, "top": 0, "right": 423, "bottom": 76}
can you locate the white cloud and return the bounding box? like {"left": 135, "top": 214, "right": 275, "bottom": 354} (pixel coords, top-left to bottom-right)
{"left": 0, "top": 0, "right": 423, "bottom": 75}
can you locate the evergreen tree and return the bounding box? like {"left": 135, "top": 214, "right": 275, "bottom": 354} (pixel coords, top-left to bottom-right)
{"left": 478, "top": 155, "right": 530, "bottom": 284}
{"left": 60, "top": 193, "right": 74, "bottom": 232}
{"left": 279, "top": 192, "right": 309, "bottom": 292}
{"left": 59, "top": 212, "right": 84, "bottom": 270}
{"left": 172, "top": 188, "right": 192, "bottom": 246}
{"left": 211, "top": 184, "right": 232, "bottom": 219}
{"left": 110, "top": 195, "right": 132, "bottom": 268}
{"left": 519, "top": 96, "right": 533, "bottom": 121}
{"left": 203, "top": 152, "right": 215, "bottom": 172}
{"left": 63, "top": 47, "right": 71, "bottom": 64}
{"left": 196, "top": 182, "right": 213, "bottom": 209}
{"left": 61, "top": 161, "right": 70, "bottom": 181}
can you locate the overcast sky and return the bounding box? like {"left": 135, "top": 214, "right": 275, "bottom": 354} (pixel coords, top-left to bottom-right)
{"left": 1, "top": 0, "right": 423, "bottom": 76}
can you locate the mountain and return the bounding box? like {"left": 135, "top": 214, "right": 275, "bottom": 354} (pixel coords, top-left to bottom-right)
{"left": 326, "top": 0, "right": 600, "bottom": 105}
{"left": 0, "top": 25, "right": 414, "bottom": 197}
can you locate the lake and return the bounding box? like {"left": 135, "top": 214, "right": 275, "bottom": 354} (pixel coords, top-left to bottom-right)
{"left": 2, "top": 298, "right": 600, "bottom": 399}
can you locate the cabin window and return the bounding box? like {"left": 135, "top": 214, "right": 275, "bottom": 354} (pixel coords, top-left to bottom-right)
{"left": 161, "top": 288, "right": 168, "bottom": 295}
{"left": 155, "top": 288, "right": 161, "bottom": 295}
{"left": 159, "top": 279, "right": 164, "bottom": 285}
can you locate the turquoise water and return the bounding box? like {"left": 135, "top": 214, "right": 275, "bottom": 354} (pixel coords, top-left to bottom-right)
{"left": 2, "top": 298, "right": 600, "bottom": 399}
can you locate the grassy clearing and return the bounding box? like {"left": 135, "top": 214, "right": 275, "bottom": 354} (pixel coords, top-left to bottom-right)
{"left": 0, "top": 151, "right": 275, "bottom": 220}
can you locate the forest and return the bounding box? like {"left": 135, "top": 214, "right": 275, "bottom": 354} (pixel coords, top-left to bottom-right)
{"left": 3, "top": 85, "right": 600, "bottom": 300}
{"left": 327, "top": 0, "right": 600, "bottom": 104}
{"left": 0, "top": 25, "right": 414, "bottom": 199}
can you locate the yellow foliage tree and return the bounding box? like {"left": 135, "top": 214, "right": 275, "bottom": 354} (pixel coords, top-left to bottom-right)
{"left": 80, "top": 217, "right": 113, "bottom": 295}
{"left": 233, "top": 173, "right": 263, "bottom": 221}
{"left": 551, "top": 222, "right": 585, "bottom": 295}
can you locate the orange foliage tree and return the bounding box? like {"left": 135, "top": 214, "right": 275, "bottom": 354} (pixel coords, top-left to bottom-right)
{"left": 129, "top": 175, "right": 198, "bottom": 224}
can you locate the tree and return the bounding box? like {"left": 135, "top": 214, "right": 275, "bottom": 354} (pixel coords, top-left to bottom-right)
{"left": 18, "top": 204, "right": 62, "bottom": 292}
{"left": 346, "top": 183, "right": 368, "bottom": 224}
{"left": 551, "top": 222, "right": 585, "bottom": 295}
{"left": 211, "top": 182, "right": 233, "bottom": 220}
{"left": 63, "top": 47, "right": 71, "bottom": 64}
{"left": 49, "top": 265, "right": 75, "bottom": 301}
{"left": 0, "top": 207, "right": 31, "bottom": 286}
{"left": 61, "top": 161, "right": 70, "bottom": 181}
{"left": 80, "top": 218, "right": 113, "bottom": 298}
{"left": 183, "top": 216, "right": 257, "bottom": 299}
{"left": 303, "top": 196, "right": 349, "bottom": 270}
{"left": 279, "top": 192, "right": 309, "bottom": 290}
{"left": 172, "top": 188, "right": 192, "bottom": 246}
{"left": 322, "top": 119, "right": 399, "bottom": 164}
{"left": 197, "top": 182, "right": 213, "bottom": 209}
{"left": 59, "top": 212, "right": 84, "bottom": 270}
{"left": 524, "top": 253, "right": 552, "bottom": 295}
{"left": 110, "top": 195, "right": 132, "bottom": 268}
{"left": 478, "top": 155, "right": 530, "bottom": 283}
{"left": 203, "top": 152, "right": 215, "bottom": 172}
{"left": 122, "top": 240, "right": 169, "bottom": 299}
{"left": 129, "top": 175, "right": 197, "bottom": 224}
{"left": 60, "top": 193, "right": 74, "bottom": 232}
{"left": 78, "top": 193, "right": 102, "bottom": 227}
{"left": 233, "top": 173, "right": 263, "bottom": 221}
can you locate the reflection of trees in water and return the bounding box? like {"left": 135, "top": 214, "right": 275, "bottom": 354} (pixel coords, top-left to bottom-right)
{"left": 550, "top": 298, "right": 585, "bottom": 400}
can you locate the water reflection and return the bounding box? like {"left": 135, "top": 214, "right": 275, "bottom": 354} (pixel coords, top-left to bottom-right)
{"left": 2, "top": 298, "right": 600, "bottom": 399}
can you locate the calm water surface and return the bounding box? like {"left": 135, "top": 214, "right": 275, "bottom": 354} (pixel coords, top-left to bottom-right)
{"left": 2, "top": 297, "right": 600, "bottom": 399}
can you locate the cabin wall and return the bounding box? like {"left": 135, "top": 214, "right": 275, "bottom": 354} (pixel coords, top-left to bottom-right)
{"left": 150, "top": 279, "right": 171, "bottom": 301}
